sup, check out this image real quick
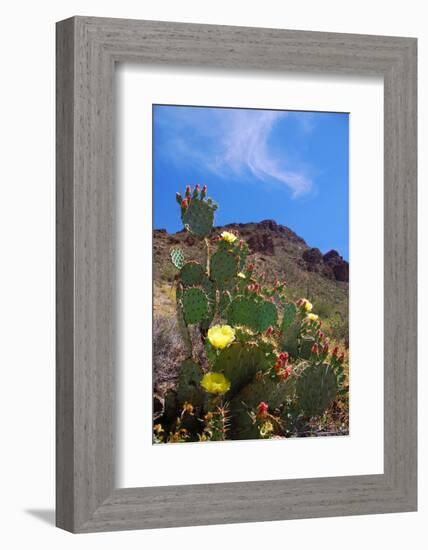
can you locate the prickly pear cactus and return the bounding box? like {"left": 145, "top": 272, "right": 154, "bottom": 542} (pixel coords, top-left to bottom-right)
{"left": 296, "top": 363, "right": 337, "bottom": 417}
{"left": 299, "top": 334, "right": 316, "bottom": 360}
{"left": 226, "top": 296, "right": 277, "bottom": 333}
{"left": 281, "top": 302, "right": 297, "bottom": 331}
{"left": 170, "top": 248, "right": 185, "bottom": 270}
{"left": 219, "top": 290, "right": 232, "bottom": 316}
{"left": 213, "top": 342, "right": 269, "bottom": 396}
{"left": 210, "top": 249, "right": 238, "bottom": 287}
{"left": 154, "top": 184, "right": 349, "bottom": 443}
{"left": 180, "top": 261, "right": 205, "bottom": 286}
{"left": 280, "top": 317, "right": 301, "bottom": 357}
{"left": 177, "top": 359, "right": 204, "bottom": 410}
{"left": 255, "top": 300, "right": 278, "bottom": 332}
{"left": 226, "top": 296, "right": 259, "bottom": 330}
{"left": 230, "top": 375, "right": 295, "bottom": 439}
{"left": 182, "top": 197, "right": 217, "bottom": 238}
{"left": 181, "top": 287, "right": 209, "bottom": 325}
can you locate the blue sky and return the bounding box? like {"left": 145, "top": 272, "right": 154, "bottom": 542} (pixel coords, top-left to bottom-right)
{"left": 153, "top": 105, "right": 349, "bottom": 260}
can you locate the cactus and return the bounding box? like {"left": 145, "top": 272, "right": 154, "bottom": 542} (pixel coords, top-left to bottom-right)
{"left": 226, "top": 296, "right": 276, "bottom": 333}
{"left": 281, "top": 302, "right": 297, "bottom": 331}
{"left": 155, "top": 184, "right": 349, "bottom": 443}
{"left": 181, "top": 287, "right": 209, "bottom": 325}
{"left": 202, "top": 406, "right": 230, "bottom": 441}
{"left": 170, "top": 248, "right": 185, "bottom": 270}
{"left": 210, "top": 248, "right": 238, "bottom": 288}
{"left": 296, "top": 363, "right": 337, "bottom": 417}
{"left": 200, "top": 277, "right": 216, "bottom": 330}
{"left": 255, "top": 300, "right": 278, "bottom": 332}
{"left": 181, "top": 196, "right": 217, "bottom": 238}
{"left": 299, "top": 334, "right": 316, "bottom": 360}
{"left": 280, "top": 317, "right": 301, "bottom": 357}
{"left": 230, "top": 375, "right": 295, "bottom": 439}
{"left": 176, "top": 359, "right": 204, "bottom": 410}
{"left": 213, "top": 342, "right": 269, "bottom": 396}
{"left": 175, "top": 290, "right": 192, "bottom": 358}
{"left": 226, "top": 296, "right": 259, "bottom": 330}
{"left": 163, "top": 389, "right": 178, "bottom": 425}
{"left": 219, "top": 290, "right": 232, "bottom": 316}
{"left": 180, "top": 261, "right": 205, "bottom": 286}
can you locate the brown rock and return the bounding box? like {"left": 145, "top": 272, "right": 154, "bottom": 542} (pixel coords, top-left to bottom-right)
{"left": 323, "top": 250, "right": 349, "bottom": 282}
{"left": 185, "top": 235, "right": 195, "bottom": 246}
{"left": 302, "top": 247, "right": 323, "bottom": 266}
{"left": 247, "top": 232, "right": 275, "bottom": 255}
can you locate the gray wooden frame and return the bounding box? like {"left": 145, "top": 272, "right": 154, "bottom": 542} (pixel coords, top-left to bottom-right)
{"left": 56, "top": 16, "right": 417, "bottom": 533}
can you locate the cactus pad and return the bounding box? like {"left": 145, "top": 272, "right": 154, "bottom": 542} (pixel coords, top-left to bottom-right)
{"left": 299, "top": 334, "right": 316, "bottom": 360}
{"left": 177, "top": 360, "right": 204, "bottom": 409}
{"left": 181, "top": 287, "right": 209, "bottom": 325}
{"left": 227, "top": 296, "right": 276, "bottom": 333}
{"left": 296, "top": 363, "right": 337, "bottom": 417}
{"left": 180, "top": 261, "right": 205, "bottom": 286}
{"left": 280, "top": 318, "right": 301, "bottom": 357}
{"left": 219, "top": 290, "right": 232, "bottom": 317}
{"left": 210, "top": 249, "right": 238, "bottom": 287}
{"left": 182, "top": 199, "right": 216, "bottom": 238}
{"left": 213, "top": 342, "right": 269, "bottom": 396}
{"left": 226, "top": 296, "right": 259, "bottom": 330}
{"left": 255, "top": 301, "right": 278, "bottom": 332}
{"left": 230, "top": 376, "right": 295, "bottom": 439}
{"left": 170, "top": 248, "right": 185, "bottom": 270}
{"left": 281, "top": 302, "right": 297, "bottom": 331}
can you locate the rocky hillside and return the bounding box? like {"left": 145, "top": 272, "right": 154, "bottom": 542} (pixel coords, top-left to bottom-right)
{"left": 154, "top": 219, "right": 349, "bottom": 342}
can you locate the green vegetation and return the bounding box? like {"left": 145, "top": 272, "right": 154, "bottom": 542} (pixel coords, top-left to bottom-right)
{"left": 153, "top": 185, "right": 349, "bottom": 443}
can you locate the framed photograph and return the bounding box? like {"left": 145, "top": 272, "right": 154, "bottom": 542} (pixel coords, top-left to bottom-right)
{"left": 56, "top": 16, "right": 417, "bottom": 532}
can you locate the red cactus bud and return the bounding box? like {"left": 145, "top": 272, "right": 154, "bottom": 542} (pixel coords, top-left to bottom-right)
{"left": 257, "top": 402, "right": 269, "bottom": 418}
{"left": 332, "top": 346, "right": 339, "bottom": 357}
{"left": 185, "top": 185, "right": 191, "bottom": 197}
{"left": 322, "top": 342, "right": 329, "bottom": 354}
{"left": 195, "top": 184, "right": 200, "bottom": 191}
{"left": 279, "top": 352, "right": 289, "bottom": 363}
{"left": 181, "top": 199, "right": 188, "bottom": 209}
{"left": 338, "top": 352, "right": 345, "bottom": 363}
{"left": 200, "top": 184, "right": 207, "bottom": 198}
{"left": 266, "top": 326, "right": 273, "bottom": 336}
{"left": 318, "top": 331, "right": 324, "bottom": 341}
{"left": 282, "top": 365, "right": 292, "bottom": 380}
{"left": 311, "top": 343, "right": 319, "bottom": 355}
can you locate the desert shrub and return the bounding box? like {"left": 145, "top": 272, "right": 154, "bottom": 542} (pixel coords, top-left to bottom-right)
{"left": 153, "top": 316, "right": 185, "bottom": 387}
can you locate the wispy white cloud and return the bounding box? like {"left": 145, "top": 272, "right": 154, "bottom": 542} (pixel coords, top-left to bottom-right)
{"left": 155, "top": 107, "right": 314, "bottom": 197}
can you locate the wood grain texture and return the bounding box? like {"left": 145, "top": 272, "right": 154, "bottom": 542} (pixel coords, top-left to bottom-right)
{"left": 56, "top": 16, "right": 417, "bottom": 533}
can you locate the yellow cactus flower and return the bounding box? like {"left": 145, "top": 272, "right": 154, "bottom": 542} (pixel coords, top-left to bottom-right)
{"left": 307, "top": 313, "right": 319, "bottom": 322}
{"left": 303, "top": 299, "right": 313, "bottom": 312}
{"left": 201, "top": 372, "right": 231, "bottom": 395}
{"left": 260, "top": 420, "right": 274, "bottom": 437}
{"left": 237, "top": 272, "right": 246, "bottom": 279}
{"left": 207, "top": 324, "right": 235, "bottom": 349}
{"left": 182, "top": 402, "right": 194, "bottom": 415}
{"left": 221, "top": 231, "right": 238, "bottom": 244}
